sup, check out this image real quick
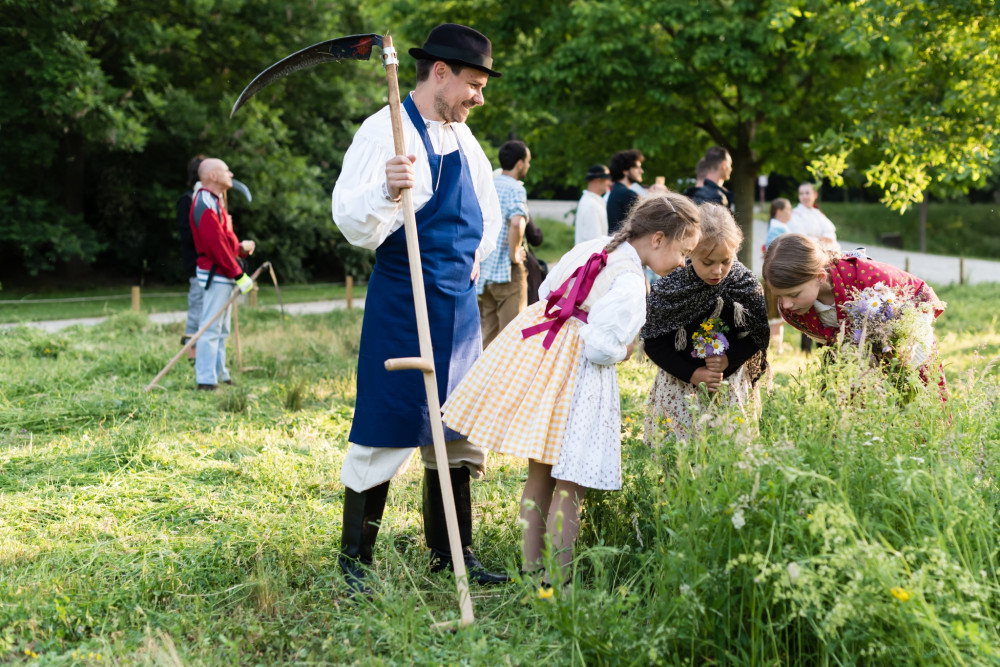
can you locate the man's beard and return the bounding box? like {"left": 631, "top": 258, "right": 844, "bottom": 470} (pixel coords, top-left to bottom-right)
{"left": 434, "top": 93, "right": 466, "bottom": 123}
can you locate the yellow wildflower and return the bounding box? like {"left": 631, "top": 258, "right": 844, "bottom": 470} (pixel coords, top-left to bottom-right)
{"left": 701, "top": 322, "right": 713, "bottom": 332}
{"left": 890, "top": 587, "right": 910, "bottom": 602}
{"left": 538, "top": 586, "right": 554, "bottom": 600}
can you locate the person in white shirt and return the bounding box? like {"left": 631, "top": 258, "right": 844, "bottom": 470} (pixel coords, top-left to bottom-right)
{"left": 574, "top": 164, "right": 612, "bottom": 245}
{"left": 788, "top": 182, "right": 839, "bottom": 250}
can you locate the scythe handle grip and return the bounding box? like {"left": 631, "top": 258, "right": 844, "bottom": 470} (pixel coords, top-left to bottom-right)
{"left": 384, "top": 357, "right": 435, "bottom": 373}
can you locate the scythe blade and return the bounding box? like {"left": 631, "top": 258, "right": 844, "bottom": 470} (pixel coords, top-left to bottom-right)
{"left": 231, "top": 33, "right": 384, "bottom": 117}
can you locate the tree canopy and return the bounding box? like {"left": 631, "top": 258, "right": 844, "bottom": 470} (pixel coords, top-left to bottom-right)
{"left": 0, "top": 0, "right": 384, "bottom": 281}
{"left": 1, "top": 0, "right": 997, "bottom": 279}
{"left": 382, "top": 0, "right": 999, "bottom": 264}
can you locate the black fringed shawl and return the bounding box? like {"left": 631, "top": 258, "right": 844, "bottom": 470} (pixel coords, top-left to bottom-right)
{"left": 642, "top": 258, "right": 770, "bottom": 384}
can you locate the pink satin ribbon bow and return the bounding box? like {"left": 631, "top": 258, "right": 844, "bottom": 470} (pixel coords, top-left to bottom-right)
{"left": 521, "top": 249, "right": 608, "bottom": 349}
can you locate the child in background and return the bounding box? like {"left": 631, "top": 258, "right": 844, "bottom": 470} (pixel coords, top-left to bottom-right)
{"left": 642, "top": 203, "right": 771, "bottom": 440}
{"left": 763, "top": 197, "right": 793, "bottom": 345}
{"left": 762, "top": 233, "right": 946, "bottom": 388}
{"left": 443, "top": 193, "right": 701, "bottom": 579}
{"left": 765, "top": 197, "right": 792, "bottom": 249}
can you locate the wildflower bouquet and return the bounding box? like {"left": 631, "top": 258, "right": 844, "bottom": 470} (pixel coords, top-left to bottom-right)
{"left": 840, "top": 282, "right": 938, "bottom": 390}
{"left": 691, "top": 317, "right": 730, "bottom": 359}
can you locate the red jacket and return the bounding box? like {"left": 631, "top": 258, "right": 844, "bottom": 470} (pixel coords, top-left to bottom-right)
{"left": 780, "top": 256, "right": 944, "bottom": 344}
{"left": 189, "top": 188, "right": 246, "bottom": 280}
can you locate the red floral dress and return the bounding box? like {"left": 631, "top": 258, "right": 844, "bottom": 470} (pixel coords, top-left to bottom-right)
{"left": 779, "top": 257, "right": 944, "bottom": 344}
{"left": 780, "top": 256, "right": 947, "bottom": 396}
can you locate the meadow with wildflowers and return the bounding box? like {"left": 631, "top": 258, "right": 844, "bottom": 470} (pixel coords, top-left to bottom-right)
{"left": 0, "top": 282, "right": 998, "bottom": 665}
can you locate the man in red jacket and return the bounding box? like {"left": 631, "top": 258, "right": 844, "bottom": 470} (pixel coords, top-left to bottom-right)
{"left": 189, "top": 158, "right": 255, "bottom": 390}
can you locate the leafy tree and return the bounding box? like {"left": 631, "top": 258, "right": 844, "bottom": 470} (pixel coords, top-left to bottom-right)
{"left": 810, "top": 0, "right": 1000, "bottom": 212}
{"left": 383, "top": 0, "right": 1000, "bottom": 265}
{"left": 381, "top": 1, "right": 871, "bottom": 264}
{"left": 0, "top": 0, "right": 383, "bottom": 282}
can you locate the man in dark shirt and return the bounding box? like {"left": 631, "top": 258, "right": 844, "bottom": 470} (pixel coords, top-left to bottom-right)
{"left": 688, "top": 146, "right": 734, "bottom": 211}
{"left": 606, "top": 148, "right": 644, "bottom": 234}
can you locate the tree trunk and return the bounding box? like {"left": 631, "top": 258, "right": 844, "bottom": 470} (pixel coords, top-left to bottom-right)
{"left": 730, "top": 149, "right": 758, "bottom": 270}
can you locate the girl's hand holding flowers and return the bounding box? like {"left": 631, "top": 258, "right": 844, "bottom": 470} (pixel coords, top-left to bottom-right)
{"left": 689, "top": 317, "right": 730, "bottom": 392}
{"left": 705, "top": 354, "right": 729, "bottom": 373}
{"left": 691, "top": 317, "right": 730, "bottom": 360}
{"left": 841, "top": 281, "right": 942, "bottom": 396}
{"left": 691, "top": 367, "right": 723, "bottom": 392}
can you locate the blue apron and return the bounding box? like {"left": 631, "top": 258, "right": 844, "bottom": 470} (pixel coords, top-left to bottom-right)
{"left": 349, "top": 95, "right": 484, "bottom": 448}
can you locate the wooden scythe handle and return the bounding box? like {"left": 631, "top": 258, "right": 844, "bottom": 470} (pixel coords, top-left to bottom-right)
{"left": 144, "top": 262, "right": 270, "bottom": 392}
{"left": 381, "top": 33, "right": 475, "bottom": 628}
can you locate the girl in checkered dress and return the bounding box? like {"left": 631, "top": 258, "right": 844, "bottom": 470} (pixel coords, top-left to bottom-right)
{"left": 443, "top": 193, "right": 701, "bottom": 576}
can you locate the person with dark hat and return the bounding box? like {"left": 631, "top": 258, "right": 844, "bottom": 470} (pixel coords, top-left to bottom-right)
{"left": 331, "top": 22, "right": 507, "bottom": 593}
{"left": 575, "top": 164, "right": 612, "bottom": 245}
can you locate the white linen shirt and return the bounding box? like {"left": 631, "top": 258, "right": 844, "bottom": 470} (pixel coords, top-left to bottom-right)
{"left": 574, "top": 190, "right": 609, "bottom": 245}
{"left": 788, "top": 204, "right": 839, "bottom": 249}
{"left": 538, "top": 238, "right": 646, "bottom": 366}
{"left": 331, "top": 99, "right": 502, "bottom": 261}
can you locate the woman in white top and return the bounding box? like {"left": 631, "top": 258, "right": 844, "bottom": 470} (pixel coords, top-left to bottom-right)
{"left": 788, "top": 183, "right": 839, "bottom": 251}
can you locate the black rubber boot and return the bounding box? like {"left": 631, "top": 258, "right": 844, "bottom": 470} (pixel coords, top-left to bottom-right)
{"left": 338, "top": 481, "right": 390, "bottom": 596}
{"left": 423, "top": 467, "right": 509, "bottom": 585}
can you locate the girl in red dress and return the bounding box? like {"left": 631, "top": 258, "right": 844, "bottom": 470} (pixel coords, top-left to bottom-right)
{"left": 762, "top": 233, "right": 946, "bottom": 393}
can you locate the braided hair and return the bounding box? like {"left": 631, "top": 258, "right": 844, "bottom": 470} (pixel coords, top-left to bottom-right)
{"left": 604, "top": 191, "right": 700, "bottom": 254}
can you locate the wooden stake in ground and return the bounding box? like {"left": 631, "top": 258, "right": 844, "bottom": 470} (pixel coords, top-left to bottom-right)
{"left": 232, "top": 301, "right": 243, "bottom": 372}
{"left": 144, "top": 262, "right": 270, "bottom": 392}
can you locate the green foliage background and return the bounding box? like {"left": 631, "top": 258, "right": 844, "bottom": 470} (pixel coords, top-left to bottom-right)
{"left": 1, "top": 0, "right": 998, "bottom": 278}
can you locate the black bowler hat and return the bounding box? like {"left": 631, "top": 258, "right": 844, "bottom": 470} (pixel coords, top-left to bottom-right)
{"left": 409, "top": 23, "right": 502, "bottom": 78}
{"left": 586, "top": 164, "right": 612, "bottom": 180}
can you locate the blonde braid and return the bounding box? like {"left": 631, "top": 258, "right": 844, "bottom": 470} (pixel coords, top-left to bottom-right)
{"left": 603, "top": 227, "right": 631, "bottom": 253}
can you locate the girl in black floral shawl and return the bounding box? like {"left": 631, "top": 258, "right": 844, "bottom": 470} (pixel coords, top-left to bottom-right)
{"left": 641, "top": 203, "right": 770, "bottom": 441}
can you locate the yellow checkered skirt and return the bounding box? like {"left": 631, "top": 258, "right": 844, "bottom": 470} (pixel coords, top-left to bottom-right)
{"left": 442, "top": 300, "right": 585, "bottom": 464}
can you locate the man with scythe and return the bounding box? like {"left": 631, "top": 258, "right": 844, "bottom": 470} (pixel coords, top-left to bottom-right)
{"left": 190, "top": 157, "right": 256, "bottom": 390}
{"left": 331, "top": 23, "right": 507, "bottom": 590}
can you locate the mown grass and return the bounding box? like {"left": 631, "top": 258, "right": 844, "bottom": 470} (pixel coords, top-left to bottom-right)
{"left": 1, "top": 286, "right": 999, "bottom": 665}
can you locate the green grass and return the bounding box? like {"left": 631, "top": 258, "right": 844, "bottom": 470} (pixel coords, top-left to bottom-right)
{"left": 533, "top": 218, "right": 578, "bottom": 266}
{"left": 1, "top": 286, "right": 999, "bottom": 665}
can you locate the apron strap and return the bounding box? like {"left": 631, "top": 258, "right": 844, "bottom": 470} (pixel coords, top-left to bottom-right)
{"left": 403, "top": 94, "right": 467, "bottom": 192}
